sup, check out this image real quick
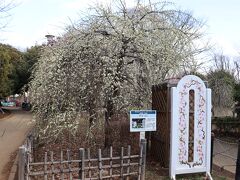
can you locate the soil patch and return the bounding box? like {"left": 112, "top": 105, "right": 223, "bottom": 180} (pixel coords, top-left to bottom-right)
{"left": 0, "top": 109, "right": 11, "bottom": 119}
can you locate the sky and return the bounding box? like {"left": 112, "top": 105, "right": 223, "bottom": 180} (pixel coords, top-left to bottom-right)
{"left": 1, "top": 0, "right": 240, "bottom": 56}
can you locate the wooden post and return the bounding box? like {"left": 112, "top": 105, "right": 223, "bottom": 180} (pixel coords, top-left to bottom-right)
{"left": 18, "top": 146, "right": 26, "bottom": 180}
{"left": 26, "top": 144, "right": 30, "bottom": 180}
{"left": 235, "top": 139, "right": 240, "bottom": 180}
{"left": 98, "top": 149, "right": 102, "bottom": 180}
{"left": 140, "top": 139, "right": 146, "bottom": 180}
{"left": 51, "top": 151, "right": 55, "bottom": 180}
{"left": 67, "top": 150, "right": 72, "bottom": 179}
{"left": 126, "top": 145, "right": 131, "bottom": 180}
{"left": 109, "top": 146, "right": 113, "bottom": 179}
{"left": 87, "top": 148, "right": 91, "bottom": 178}
{"left": 60, "top": 151, "right": 64, "bottom": 180}
{"left": 138, "top": 144, "right": 143, "bottom": 180}
{"left": 120, "top": 147, "right": 124, "bottom": 180}
{"left": 210, "top": 132, "right": 214, "bottom": 173}
{"left": 44, "top": 152, "right": 48, "bottom": 180}
{"left": 79, "top": 148, "right": 85, "bottom": 180}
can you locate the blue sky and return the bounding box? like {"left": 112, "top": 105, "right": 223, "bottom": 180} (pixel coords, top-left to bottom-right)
{"left": 1, "top": 0, "right": 240, "bottom": 56}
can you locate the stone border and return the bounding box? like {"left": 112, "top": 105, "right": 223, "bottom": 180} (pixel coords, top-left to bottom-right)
{"left": 213, "top": 163, "right": 235, "bottom": 179}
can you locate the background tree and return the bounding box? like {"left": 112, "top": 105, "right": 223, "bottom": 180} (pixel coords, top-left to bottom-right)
{"left": 207, "top": 54, "right": 236, "bottom": 113}
{"left": 207, "top": 69, "right": 235, "bottom": 108}
{"left": 0, "top": 43, "right": 24, "bottom": 97}
{"left": 0, "top": 44, "right": 40, "bottom": 98}
{"left": 21, "top": 45, "right": 42, "bottom": 91}
{"left": 8, "top": 45, "right": 26, "bottom": 94}
{"left": 0, "top": 44, "right": 12, "bottom": 97}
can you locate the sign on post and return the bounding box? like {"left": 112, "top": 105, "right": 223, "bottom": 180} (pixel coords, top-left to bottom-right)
{"left": 130, "top": 110, "right": 156, "bottom": 132}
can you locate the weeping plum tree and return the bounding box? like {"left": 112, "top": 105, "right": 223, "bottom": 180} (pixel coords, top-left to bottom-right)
{"left": 30, "top": 0, "right": 208, "bottom": 144}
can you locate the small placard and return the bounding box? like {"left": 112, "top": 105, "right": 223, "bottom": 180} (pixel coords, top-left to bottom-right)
{"left": 130, "top": 110, "right": 156, "bottom": 132}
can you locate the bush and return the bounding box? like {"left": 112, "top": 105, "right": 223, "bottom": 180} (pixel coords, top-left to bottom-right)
{"left": 212, "top": 116, "right": 240, "bottom": 136}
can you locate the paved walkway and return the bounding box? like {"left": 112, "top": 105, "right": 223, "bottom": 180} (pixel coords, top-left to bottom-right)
{"left": 213, "top": 137, "right": 238, "bottom": 176}
{"left": 0, "top": 108, "right": 33, "bottom": 180}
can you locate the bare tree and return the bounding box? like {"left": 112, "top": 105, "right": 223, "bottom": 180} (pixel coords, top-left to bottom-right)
{"left": 233, "top": 58, "right": 240, "bottom": 82}
{"left": 207, "top": 53, "right": 236, "bottom": 111}
{"left": 210, "top": 52, "right": 240, "bottom": 81}
{"left": 213, "top": 53, "right": 232, "bottom": 72}
{"left": 0, "top": 0, "right": 15, "bottom": 30}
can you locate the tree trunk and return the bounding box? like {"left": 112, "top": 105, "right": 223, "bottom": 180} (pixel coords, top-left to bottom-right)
{"left": 104, "top": 99, "right": 114, "bottom": 147}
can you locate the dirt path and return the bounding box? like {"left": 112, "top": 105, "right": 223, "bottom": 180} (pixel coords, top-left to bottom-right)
{"left": 0, "top": 108, "right": 33, "bottom": 180}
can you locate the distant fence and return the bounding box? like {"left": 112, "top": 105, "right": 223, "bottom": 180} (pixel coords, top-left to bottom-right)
{"left": 213, "top": 137, "right": 240, "bottom": 179}
{"left": 18, "top": 137, "right": 147, "bottom": 180}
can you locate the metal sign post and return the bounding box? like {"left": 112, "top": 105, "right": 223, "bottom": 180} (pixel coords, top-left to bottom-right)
{"left": 130, "top": 110, "right": 156, "bottom": 144}
{"left": 140, "top": 131, "right": 145, "bottom": 140}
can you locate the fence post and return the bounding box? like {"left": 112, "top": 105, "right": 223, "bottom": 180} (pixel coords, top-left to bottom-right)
{"left": 236, "top": 139, "right": 240, "bottom": 180}
{"left": 18, "top": 146, "right": 26, "bottom": 180}
{"left": 79, "top": 148, "right": 85, "bottom": 180}
{"left": 140, "top": 139, "right": 147, "bottom": 180}
{"left": 211, "top": 132, "right": 214, "bottom": 173}
{"left": 98, "top": 149, "right": 103, "bottom": 180}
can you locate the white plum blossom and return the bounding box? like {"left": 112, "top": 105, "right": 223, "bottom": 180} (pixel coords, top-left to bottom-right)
{"left": 29, "top": 0, "right": 208, "bottom": 143}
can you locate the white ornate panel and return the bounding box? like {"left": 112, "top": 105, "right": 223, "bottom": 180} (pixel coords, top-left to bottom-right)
{"left": 170, "top": 75, "right": 212, "bottom": 179}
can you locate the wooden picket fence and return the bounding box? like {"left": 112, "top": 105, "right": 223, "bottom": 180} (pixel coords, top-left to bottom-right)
{"left": 18, "top": 138, "right": 147, "bottom": 180}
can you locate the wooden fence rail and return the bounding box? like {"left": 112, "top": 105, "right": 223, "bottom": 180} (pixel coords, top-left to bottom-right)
{"left": 18, "top": 139, "right": 146, "bottom": 180}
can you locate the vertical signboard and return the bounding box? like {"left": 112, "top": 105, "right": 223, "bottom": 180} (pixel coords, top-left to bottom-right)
{"left": 170, "top": 75, "right": 212, "bottom": 180}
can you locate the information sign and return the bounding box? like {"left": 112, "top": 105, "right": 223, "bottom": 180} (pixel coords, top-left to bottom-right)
{"left": 130, "top": 110, "right": 156, "bottom": 132}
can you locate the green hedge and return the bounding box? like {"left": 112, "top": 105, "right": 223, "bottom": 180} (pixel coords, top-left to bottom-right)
{"left": 212, "top": 116, "right": 240, "bottom": 135}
